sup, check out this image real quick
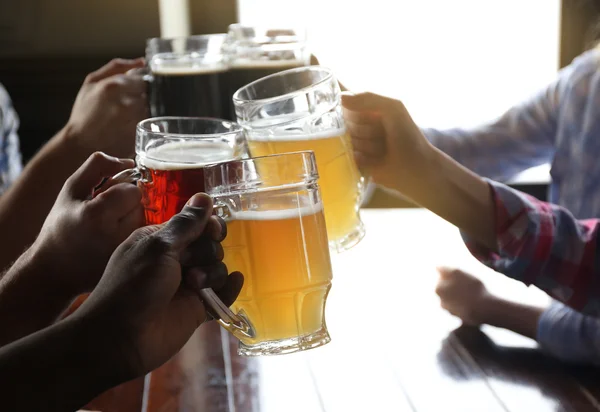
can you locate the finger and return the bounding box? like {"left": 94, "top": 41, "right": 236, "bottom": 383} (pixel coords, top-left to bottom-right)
{"left": 341, "top": 92, "right": 396, "bottom": 113}
{"left": 158, "top": 193, "right": 213, "bottom": 253}
{"left": 183, "top": 262, "right": 229, "bottom": 293}
{"left": 206, "top": 215, "right": 227, "bottom": 242}
{"left": 85, "top": 58, "right": 145, "bottom": 83}
{"left": 66, "top": 152, "right": 135, "bottom": 200}
{"left": 117, "top": 205, "right": 145, "bottom": 242}
{"left": 351, "top": 137, "right": 386, "bottom": 158}
{"left": 181, "top": 237, "right": 224, "bottom": 267}
{"left": 346, "top": 118, "right": 385, "bottom": 138}
{"left": 216, "top": 271, "right": 244, "bottom": 307}
{"left": 353, "top": 150, "right": 379, "bottom": 170}
{"left": 343, "top": 106, "right": 382, "bottom": 126}
{"left": 117, "top": 73, "right": 148, "bottom": 96}
{"left": 89, "top": 183, "right": 142, "bottom": 221}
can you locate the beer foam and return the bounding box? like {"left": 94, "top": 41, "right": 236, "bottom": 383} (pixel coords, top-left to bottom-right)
{"left": 152, "top": 64, "right": 226, "bottom": 75}
{"left": 150, "top": 54, "right": 226, "bottom": 75}
{"left": 230, "top": 59, "right": 305, "bottom": 69}
{"left": 140, "top": 142, "right": 235, "bottom": 170}
{"left": 247, "top": 127, "right": 347, "bottom": 142}
{"left": 231, "top": 203, "right": 323, "bottom": 221}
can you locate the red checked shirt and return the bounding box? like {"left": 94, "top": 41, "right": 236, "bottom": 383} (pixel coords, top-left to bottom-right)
{"left": 463, "top": 180, "right": 600, "bottom": 316}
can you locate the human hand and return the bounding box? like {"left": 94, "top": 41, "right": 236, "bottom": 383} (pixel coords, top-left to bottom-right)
{"left": 342, "top": 92, "right": 435, "bottom": 193}
{"left": 435, "top": 267, "right": 491, "bottom": 326}
{"left": 31, "top": 152, "right": 145, "bottom": 298}
{"left": 64, "top": 58, "right": 148, "bottom": 158}
{"left": 75, "top": 193, "right": 243, "bottom": 381}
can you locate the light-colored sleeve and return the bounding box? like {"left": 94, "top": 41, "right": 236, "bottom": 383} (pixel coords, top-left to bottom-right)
{"left": 421, "top": 51, "right": 598, "bottom": 182}
{"left": 0, "top": 83, "right": 23, "bottom": 195}
{"left": 537, "top": 301, "right": 600, "bottom": 365}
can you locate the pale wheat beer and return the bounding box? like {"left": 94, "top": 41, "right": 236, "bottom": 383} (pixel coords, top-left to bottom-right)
{"left": 203, "top": 151, "right": 333, "bottom": 356}
{"left": 132, "top": 117, "right": 245, "bottom": 224}
{"left": 234, "top": 66, "right": 365, "bottom": 252}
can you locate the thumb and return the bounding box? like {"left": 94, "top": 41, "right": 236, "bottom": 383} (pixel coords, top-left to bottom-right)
{"left": 157, "top": 193, "right": 214, "bottom": 254}
{"left": 66, "top": 152, "right": 134, "bottom": 200}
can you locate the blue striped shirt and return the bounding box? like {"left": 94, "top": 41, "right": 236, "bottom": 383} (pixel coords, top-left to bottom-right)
{"left": 0, "top": 83, "right": 22, "bottom": 195}
{"left": 424, "top": 48, "right": 600, "bottom": 365}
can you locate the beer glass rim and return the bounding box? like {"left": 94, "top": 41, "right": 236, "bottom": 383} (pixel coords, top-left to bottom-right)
{"left": 204, "top": 150, "right": 319, "bottom": 194}
{"left": 136, "top": 116, "right": 243, "bottom": 140}
{"left": 232, "top": 65, "right": 333, "bottom": 105}
{"left": 146, "top": 33, "right": 227, "bottom": 47}
{"left": 226, "top": 23, "right": 308, "bottom": 45}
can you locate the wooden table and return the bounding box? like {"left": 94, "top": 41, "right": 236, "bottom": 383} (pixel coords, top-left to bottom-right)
{"left": 87, "top": 209, "right": 600, "bottom": 412}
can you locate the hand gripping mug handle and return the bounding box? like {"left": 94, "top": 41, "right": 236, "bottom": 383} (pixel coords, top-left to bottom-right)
{"left": 202, "top": 200, "right": 255, "bottom": 340}
{"left": 103, "top": 169, "right": 256, "bottom": 340}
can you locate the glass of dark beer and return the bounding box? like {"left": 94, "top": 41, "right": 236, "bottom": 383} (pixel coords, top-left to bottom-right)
{"left": 222, "top": 24, "right": 311, "bottom": 120}
{"left": 145, "top": 35, "right": 229, "bottom": 118}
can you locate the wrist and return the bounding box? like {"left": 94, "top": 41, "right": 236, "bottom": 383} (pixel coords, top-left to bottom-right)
{"left": 55, "top": 123, "right": 93, "bottom": 162}
{"left": 392, "top": 140, "right": 440, "bottom": 195}
{"left": 55, "top": 314, "right": 125, "bottom": 405}
{"left": 26, "top": 240, "right": 82, "bottom": 301}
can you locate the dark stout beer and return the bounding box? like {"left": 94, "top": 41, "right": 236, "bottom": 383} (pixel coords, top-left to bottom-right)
{"left": 149, "top": 65, "right": 228, "bottom": 118}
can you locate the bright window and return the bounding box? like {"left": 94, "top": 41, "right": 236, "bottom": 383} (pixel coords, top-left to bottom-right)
{"left": 238, "top": 0, "right": 561, "bottom": 182}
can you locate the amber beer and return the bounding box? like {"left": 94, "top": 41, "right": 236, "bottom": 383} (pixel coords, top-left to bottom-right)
{"left": 202, "top": 151, "right": 333, "bottom": 355}
{"left": 234, "top": 66, "right": 365, "bottom": 252}
{"left": 247, "top": 128, "right": 362, "bottom": 248}
{"left": 139, "top": 141, "right": 237, "bottom": 224}
{"left": 222, "top": 201, "right": 332, "bottom": 345}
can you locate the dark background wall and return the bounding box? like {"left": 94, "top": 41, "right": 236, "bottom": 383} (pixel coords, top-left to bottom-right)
{"left": 0, "top": 0, "right": 237, "bottom": 162}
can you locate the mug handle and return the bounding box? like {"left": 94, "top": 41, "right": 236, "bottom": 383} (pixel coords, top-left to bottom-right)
{"left": 102, "top": 168, "right": 256, "bottom": 340}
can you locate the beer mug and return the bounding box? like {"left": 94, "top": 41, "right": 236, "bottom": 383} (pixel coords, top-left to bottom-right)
{"left": 233, "top": 66, "right": 365, "bottom": 252}
{"left": 202, "top": 151, "right": 333, "bottom": 356}
{"left": 222, "top": 24, "right": 310, "bottom": 120}
{"left": 143, "top": 35, "right": 229, "bottom": 118}
{"left": 113, "top": 117, "right": 246, "bottom": 224}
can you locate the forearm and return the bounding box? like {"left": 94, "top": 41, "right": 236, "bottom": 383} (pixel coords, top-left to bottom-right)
{"left": 481, "top": 296, "right": 543, "bottom": 340}
{"left": 400, "top": 146, "right": 497, "bottom": 250}
{"left": 0, "top": 126, "right": 89, "bottom": 270}
{"left": 0, "top": 316, "right": 116, "bottom": 411}
{"left": 0, "top": 246, "right": 78, "bottom": 346}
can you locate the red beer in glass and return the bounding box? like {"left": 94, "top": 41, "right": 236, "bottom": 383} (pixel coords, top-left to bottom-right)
{"left": 134, "top": 117, "right": 246, "bottom": 224}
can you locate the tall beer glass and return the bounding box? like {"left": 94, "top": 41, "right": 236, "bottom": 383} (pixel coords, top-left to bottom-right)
{"left": 222, "top": 24, "right": 310, "bottom": 120}
{"left": 233, "top": 66, "right": 365, "bottom": 252}
{"left": 202, "top": 151, "right": 333, "bottom": 356}
{"left": 145, "top": 35, "right": 229, "bottom": 118}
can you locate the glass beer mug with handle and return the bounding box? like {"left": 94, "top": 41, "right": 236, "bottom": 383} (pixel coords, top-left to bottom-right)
{"left": 112, "top": 117, "right": 246, "bottom": 224}
{"left": 221, "top": 23, "right": 311, "bottom": 120}
{"left": 233, "top": 66, "right": 366, "bottom": 252}
{"left": 143, "top": 34, "right": 229, "bottom": 118}
{"left": 201, "top": 151, "right": 334, "bottom": 356}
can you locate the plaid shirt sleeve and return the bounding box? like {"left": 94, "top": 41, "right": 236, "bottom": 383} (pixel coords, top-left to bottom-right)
{"left": 462, "top": 180, "right": 600, "bottom": 316}
{"left": 536, "top": 300, "right": 600, "bottom": 365}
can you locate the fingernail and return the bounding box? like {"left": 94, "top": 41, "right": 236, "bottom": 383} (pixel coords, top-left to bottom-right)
{"left": 187, "top": 193, "right": 211, "bottom": 208}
